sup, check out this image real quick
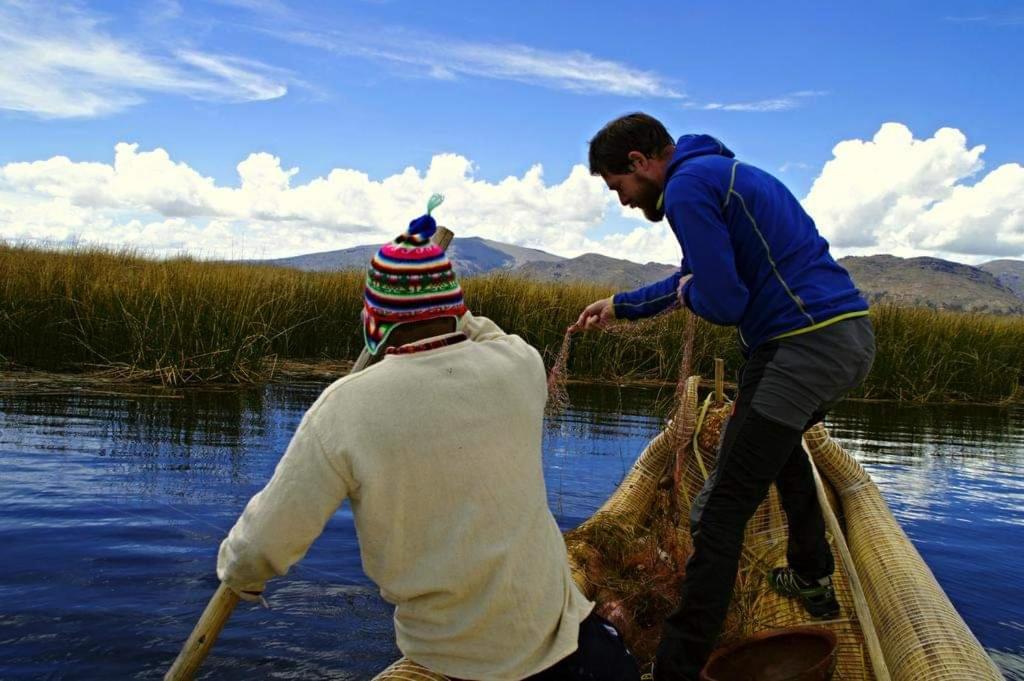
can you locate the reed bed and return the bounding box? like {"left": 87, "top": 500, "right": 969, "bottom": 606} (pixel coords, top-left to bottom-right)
{"left": 0, "top": 244, "right": 365, "bottom": 383}
{"left": 2, "top": 244, "right": 1023, "bottom": 401}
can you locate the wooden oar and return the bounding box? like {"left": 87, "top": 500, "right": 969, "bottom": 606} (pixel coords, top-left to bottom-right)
{"left": 165, "top": 226, "right": 455, "bottom": 681}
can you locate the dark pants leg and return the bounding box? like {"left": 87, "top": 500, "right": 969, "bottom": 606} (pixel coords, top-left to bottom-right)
{"left": 775, "top": 440, "right": 834, "bottom": 580}
{"left": 655, "top": 318, "right": 874, "bottom": 679}
{"left": 528, "top": 612, "right": 640, "bottom": 681}
{"left": 654, "top": 353, "right": 806, "bottom": 680}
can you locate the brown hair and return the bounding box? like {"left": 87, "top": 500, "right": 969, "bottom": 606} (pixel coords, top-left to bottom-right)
{"left": 588, "top": 112, "right": 674, "bottom": 176}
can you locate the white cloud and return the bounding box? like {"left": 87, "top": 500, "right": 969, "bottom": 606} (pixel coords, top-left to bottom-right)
{"left": 272, "top": 28, "right": 682, "bottom": 98}
{"left": 0, "top": 143, "right": 619, "bottom": 260}
{"left": 0, "top": 2, "right": 288, "bottom": 118}
{"left": 209, "top": 0, "right": 293, "bottom": 17}
{"left": 685, "top": 90, "right": 828, "bottom": 113}
{"left": 6, "top": 123, "right": 1019, "bottom": 266}
{"left": 779, "top": 161, "right": 810, "bottom": 173}
{"left": 944, "top": 14, "right": 1024, "bottom": 26}
{"left": 803, "top": 122, "right": 1024, "bottom": 259}
{"left": 595, "top": 221, "right": 682, "bottom": 266}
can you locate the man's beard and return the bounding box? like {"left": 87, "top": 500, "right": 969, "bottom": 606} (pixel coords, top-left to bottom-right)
{"left": 636, "top": 176, "right": 665, "bottom": 222}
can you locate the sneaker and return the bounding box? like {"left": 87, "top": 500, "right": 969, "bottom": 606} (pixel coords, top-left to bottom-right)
{"left": 768, "top": 567, "right": 840, "bottom": 619}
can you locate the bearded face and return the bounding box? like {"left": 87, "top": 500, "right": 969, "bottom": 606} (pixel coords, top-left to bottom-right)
{"left": 603, "top": 170, "right": 665, "bottom": 223}
{"left": 634, "top": 174, "right": 665, "bottom": 222}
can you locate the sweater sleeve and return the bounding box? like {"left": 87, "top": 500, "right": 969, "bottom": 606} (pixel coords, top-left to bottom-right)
{"left": 669, "top": 175, "right": 749, "bottom": 325}
{"left": 217, "top": 412, "right": 352, "bottom": 594}
{"left": 611, "top": 269, "right": 684, "bottom": 321}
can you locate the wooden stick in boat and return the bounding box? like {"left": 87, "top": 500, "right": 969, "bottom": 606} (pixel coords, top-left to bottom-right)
{"left": 805, "top": 442, "right": 892, "bottom": 681}
{"left": 164, "top": 226, "right": 455, "bottom": 681}
{"left": 714, "top": 358, "right": 724, "bottom": 404}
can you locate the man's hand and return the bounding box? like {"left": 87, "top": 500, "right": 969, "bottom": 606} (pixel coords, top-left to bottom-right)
{"left": 570, "top": 297, "right": 616, "bottom": 333}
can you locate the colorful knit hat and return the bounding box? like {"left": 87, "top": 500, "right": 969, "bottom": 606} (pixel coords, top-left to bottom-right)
{"left": 362, "top": 194, "right": 467, "bottom": 355}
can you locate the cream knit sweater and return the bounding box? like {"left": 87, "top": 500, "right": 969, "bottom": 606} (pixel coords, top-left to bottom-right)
{"left": 217, "top": 312, "right": 593, "bottom": 680}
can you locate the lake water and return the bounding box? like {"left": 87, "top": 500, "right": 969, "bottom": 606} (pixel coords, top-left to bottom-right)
{"left": 0, "top": 381, "right": 1021, "bottom": 679}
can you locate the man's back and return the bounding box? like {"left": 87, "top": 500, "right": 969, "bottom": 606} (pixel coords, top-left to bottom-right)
{"left": 665, "top": 135, "right": 869, "bottom": 350}
{"left": 218, "top": 312, "right": 592, "bottom": 680}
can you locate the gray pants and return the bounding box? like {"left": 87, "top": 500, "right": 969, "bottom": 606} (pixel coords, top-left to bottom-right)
{"left": 658, "top": 316, "right": 875, "bottom": 680}
{"left": 691, "top": 315, "right": 876, "bottom": 532}
{"left": 751, "top": 315, "right": 876, "bottom": 430}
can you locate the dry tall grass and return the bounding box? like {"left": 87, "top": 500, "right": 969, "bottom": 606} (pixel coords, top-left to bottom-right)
{"left": 2, "top": 244, "right": 1022, "bottom": 401}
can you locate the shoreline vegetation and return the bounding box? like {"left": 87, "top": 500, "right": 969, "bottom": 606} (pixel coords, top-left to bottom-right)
{"left": 2, "top": 244, "right": 1023, "bottom": 403}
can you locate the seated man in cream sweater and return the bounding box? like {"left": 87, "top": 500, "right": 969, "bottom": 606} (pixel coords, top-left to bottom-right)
{"left": 217, "top": 201, "right": 640, "bottom": 681}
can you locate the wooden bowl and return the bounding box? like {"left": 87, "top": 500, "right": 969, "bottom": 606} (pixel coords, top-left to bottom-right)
{"left": 700, "top": 627, "right": 838, "bottom": 681}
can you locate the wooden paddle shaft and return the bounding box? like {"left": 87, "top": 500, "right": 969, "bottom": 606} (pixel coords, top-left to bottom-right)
{"left": 805, "top": 442, "right": 892, "bottom": 681}
{"left": 164, "top": 583, "right": 239, "bottom": 680}
{"left": 164, "top": 225, "right": 456, "bottom": 681}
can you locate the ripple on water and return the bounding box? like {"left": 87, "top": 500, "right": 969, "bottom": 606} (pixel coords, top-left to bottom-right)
{"left": 0, "top": 384, "right": 1021, "bottom": 679}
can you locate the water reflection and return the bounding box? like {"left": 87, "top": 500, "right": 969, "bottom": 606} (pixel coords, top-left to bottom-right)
{"left": 825, "top": 401, "right": 1024, "bottom": 664}
{"left": 0, "top": 383, "right": 1020, "bottom": 679}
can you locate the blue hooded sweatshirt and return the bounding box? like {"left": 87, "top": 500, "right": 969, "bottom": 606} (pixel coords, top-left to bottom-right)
{"left": 612, "top": 135, "right": 868, "bottom": 355}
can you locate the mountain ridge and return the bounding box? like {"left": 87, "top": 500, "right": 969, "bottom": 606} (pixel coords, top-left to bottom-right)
{"left": 252, "top": 239, "right": 1024, "bottom": 314}
{"left": 838, "top": 255, "right": 1023, "bottom": 314}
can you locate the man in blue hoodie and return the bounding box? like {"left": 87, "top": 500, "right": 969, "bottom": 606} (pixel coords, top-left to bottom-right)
{"left": 573, "top": 113, "right": 875, "bottom": 680}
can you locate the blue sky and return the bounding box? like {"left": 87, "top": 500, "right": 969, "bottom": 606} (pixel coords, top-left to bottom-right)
{"left": 1, "top": 0, "right": 1022, "bottom": 264}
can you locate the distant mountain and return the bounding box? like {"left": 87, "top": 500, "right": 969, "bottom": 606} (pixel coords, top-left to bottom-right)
{"left": 516, "top": 253, "right": 678, "bottom": 289}
{"left": 979, "top": 259, "right": 1024, "bottom": 300}
{"left": 257, "top": 237, "right": 676, "bottom": 290}
{"left": 259, "top": 244, "right": 378, "bottom": 272}
{"left": 255, "top": 236, "right": 565, "bottom": 276}
{"left": 448, "top": 237, "right": 565, "bottom": 275}
{"left": 255, "top": 240, "right": 1024, "bottom": 315}
{"left": 839, "top": 255, "right": 1024, "bottom": 315}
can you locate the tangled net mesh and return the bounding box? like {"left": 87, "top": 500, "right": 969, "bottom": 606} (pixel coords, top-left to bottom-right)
{"left": 558, "top": 309, "right": 724, "bottom": 662}
{"left": 545, "top": 330, "right": 573, "bottom": 417}
{"left": 546, "top": 306, "right": 686, "bottom": 418}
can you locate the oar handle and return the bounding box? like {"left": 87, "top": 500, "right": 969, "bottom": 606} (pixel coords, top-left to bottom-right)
{"left": 164, "top": 583, "right": 240, "bottom": 681}
{"left": 165, "top": 226, "right": 457, "bottom": 680}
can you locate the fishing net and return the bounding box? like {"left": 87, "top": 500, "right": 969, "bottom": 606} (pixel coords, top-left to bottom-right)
{"left": 546, "top": 307, "right": 686, "bottom": 418}
{"left": 545, "top": 330, "right": 573, "bottom": 417}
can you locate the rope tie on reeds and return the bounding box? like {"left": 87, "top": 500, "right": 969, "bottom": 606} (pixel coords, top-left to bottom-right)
{"left": 836, "top": 479, "right": 873, "bottom": 498}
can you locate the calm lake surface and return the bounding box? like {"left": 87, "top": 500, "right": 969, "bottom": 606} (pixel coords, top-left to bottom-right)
{"left": 0, "top": 381, "right": 1021, "bottom": 679}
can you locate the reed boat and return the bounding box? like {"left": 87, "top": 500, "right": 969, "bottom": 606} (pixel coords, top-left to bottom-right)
{"left": 374, "top": 375, "right": 1003, "bottom": 681}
